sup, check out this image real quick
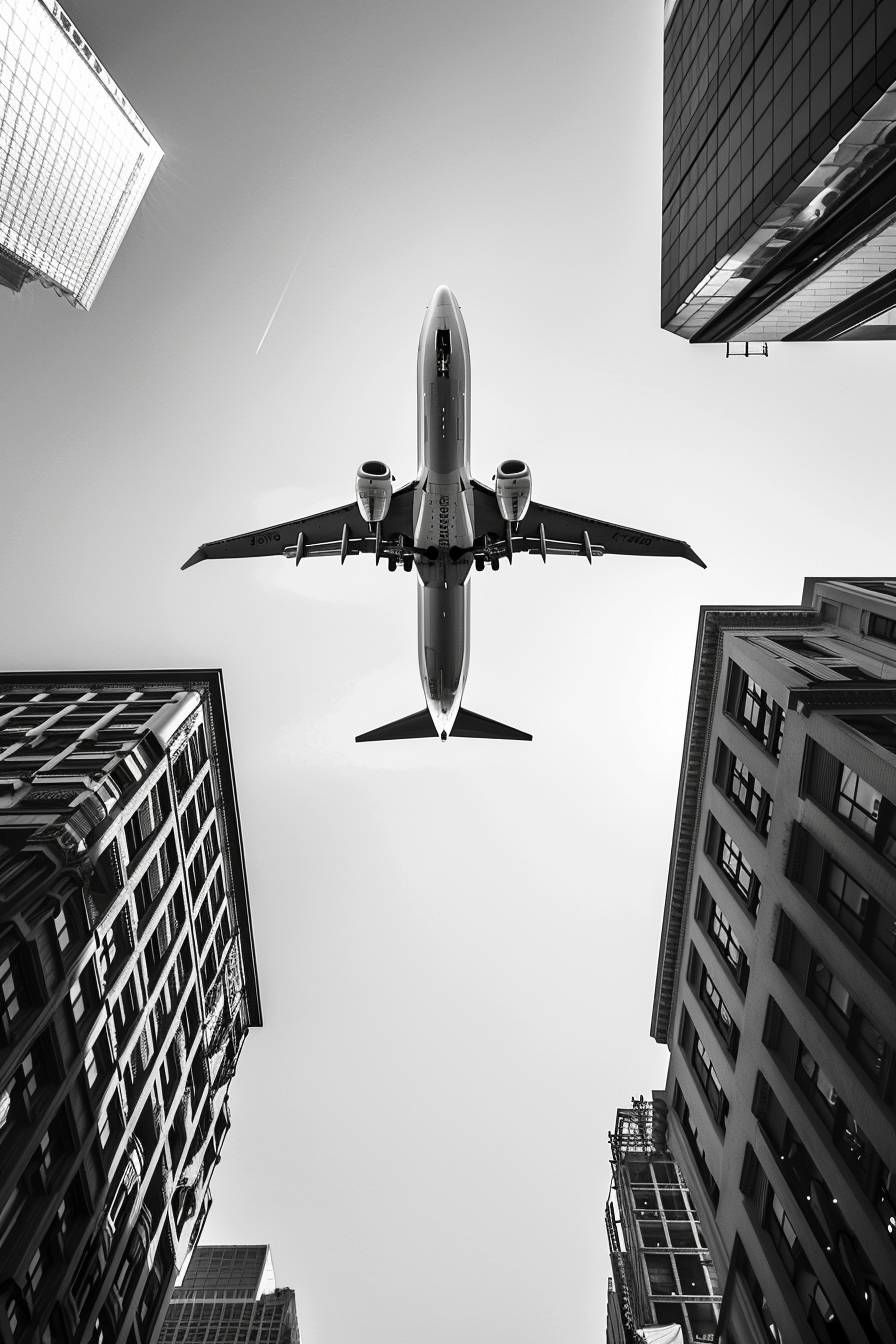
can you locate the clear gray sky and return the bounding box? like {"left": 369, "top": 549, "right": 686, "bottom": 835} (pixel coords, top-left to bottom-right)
{"left": 2, "top": 1, "right": 894, "bottom": 1340}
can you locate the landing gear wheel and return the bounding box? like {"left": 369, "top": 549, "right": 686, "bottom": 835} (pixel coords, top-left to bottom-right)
{"left": 388, "top": 558, "right": 397, "bottom": 572}
{"left": 475, "top": 557, "right": 485, "bottom": 572}
{"left": 490, "top": 557, "right": 500, "bottom": 571}
{"left": 403, "top": 557, "right": 414, "bottom": 572}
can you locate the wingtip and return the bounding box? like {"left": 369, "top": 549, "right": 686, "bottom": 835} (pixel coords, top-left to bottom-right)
{"left": 181, "top": 547, "right": 207, "bottom": 571}
{"left": 685, "top": 546, "right": 707, "bottom": 569}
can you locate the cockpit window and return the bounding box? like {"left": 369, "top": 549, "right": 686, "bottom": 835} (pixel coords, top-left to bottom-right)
{"left": 436, "top": 328, "right": 451, "bottom": 377}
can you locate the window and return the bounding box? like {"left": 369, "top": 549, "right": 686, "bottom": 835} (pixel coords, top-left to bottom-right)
{"left": 716, "top": 742, "right": 774, "bottom": 837}
{"left": 645, "top": 1252, "right": 676, "bottom": 1295}
{"left": 54, "top": 907, "right": 70, "bottom": 953}
{"left": 70, "top": 977, "right": 85, "bottom": 1025}
{"left": 820, "top": 755, "right": 896, "bottom": 864}
{"left": 705, "top": 895, "right": 750, "bottom": 989}
{"left": 710, "top": 815, "right": 761, "bottom": 914}
{"left": 764, "top": 1190, "right": 798, "bottom": 1279}
{"left": 0, "top": 955, "right": 21, "bottom": 1024}
{"left": 699, "top": 964, "right": 739, "bottom": 1056}
{"left": 868, "top": 612, "right": 896, "bottom": 644}
{"left": 726, "top": 663, "right": 785, "bottom": 756}
{"left": 671, "top": 1083, "right": 719, "bottom": 1208}
{"left": 807, "top": 954, "right": 888, "bottom": 1081}
{"left": 820, "top": 859, "right": 869, "bottom": 943}
{"left": 24, "top": 1245, "right": 43, "bottom": 1300}
{"left": 19, "top": 1051, "right": 38, "bottom": 1103}
{"left": 807, "top": 957, "right": 852, "bottom": 1039}
{"left": 693, "top": 1035, "right": 727, "bottom": 1125}
{"left": 837, "top": 766, "right": 882, "bottom": 840}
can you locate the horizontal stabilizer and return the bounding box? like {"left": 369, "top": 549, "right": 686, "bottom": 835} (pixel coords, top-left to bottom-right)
{"left": 356, "top": 710, "right": 438, "bottom": 743}
{"left": 452, "top": 708, "right": 532, "bottom": 741}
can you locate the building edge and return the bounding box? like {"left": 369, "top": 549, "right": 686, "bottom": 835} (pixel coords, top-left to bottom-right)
{"left": 0, "top": 668, "right": 262, "bottom": 1028}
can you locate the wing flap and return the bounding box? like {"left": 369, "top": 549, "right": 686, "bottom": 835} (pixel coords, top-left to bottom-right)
{"left": 471, "top": 480, "right": 704, "bottom": 567}
{"left": 182, "top": 482, "right": 416, "bottom": 569}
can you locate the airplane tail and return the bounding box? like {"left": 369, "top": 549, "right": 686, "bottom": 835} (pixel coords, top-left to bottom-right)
{"left": 452, "top": 708, "right": 531, "bottom": 740}
{"left": 355, "top": 707, "right": 531, "bottom": 743}
{"left": 356, "top": 710, "right": 437, "bottom": 743}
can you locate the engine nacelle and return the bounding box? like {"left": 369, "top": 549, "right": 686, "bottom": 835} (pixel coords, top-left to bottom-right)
{"left": 356, "top": 460, "right": 393, "bottom": 524}
{"left": 494, "top": 459, "right": 532, "bottom": 523}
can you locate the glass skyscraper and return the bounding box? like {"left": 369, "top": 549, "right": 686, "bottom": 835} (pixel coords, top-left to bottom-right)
{"left": 0, "top": 0, "right": 162, "bottom": 309}
{"left": 159, "top": 1245, "right": 301, "bottom": 1344}
{"left": 662, "top": 3, "right": 896, "bottom": 342}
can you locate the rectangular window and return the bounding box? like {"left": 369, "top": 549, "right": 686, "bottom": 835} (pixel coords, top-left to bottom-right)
{"left": 53, "top": 907, "right": 70, "bottom": 953}
{"left": 698, "top": 963, "right": 739, "bottom": 1057}
{"left": 702, "top": 889, "right": 750, "bottom": 990}
{"left": 707, "top": 813, "right": 762, "bottom": 914}
{"left": 671, "top": 1082, "right": 719, "bottom": 1208}
{"left": 764, "top": 1190, "right": 799, "bottom": 1279}
{"left": 726, "top": 662, "right": 785, "bottom": 757}
{"left": 0, "top": 955, "right": 21, "bottom": 1023}
{"left": 820, "top": 858, "right": 869, "bottom": 943}
{"left": 692, "top": 1035, "right": 727, "bottom": 1126}
{"left": 804, "top": 740, "right": 896, "bottom": 865}
{"left": 807, "top": 953, "right": 888, "bottom": 1082}
{"left": 836, "top": 766, "right": 882, "bottom": 840}
{"left": 868, "top": 612, "right": 896, "bottom": 644}
{"left": 716, "top": 742, "right": 774, "bottom": 837}
{"left": 645, "top": 1253, "right": 677, "bottom": 1295}
{"left": 788, "top": 822, "right": 895, "bottom": 979}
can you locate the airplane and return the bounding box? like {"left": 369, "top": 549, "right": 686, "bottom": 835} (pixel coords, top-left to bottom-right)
{"left": 183, "top": 286, "right": 705, "bottom": 742}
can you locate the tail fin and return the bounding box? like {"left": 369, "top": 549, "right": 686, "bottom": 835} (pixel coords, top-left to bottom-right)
{"left": 356, "top": 710, "right": 438, "bottom": 743}
{"left": 355, "top": 706, "right": 532, "bottom": 743}
{"left": 452, "top": 708, "right": 531, "bottom": 741}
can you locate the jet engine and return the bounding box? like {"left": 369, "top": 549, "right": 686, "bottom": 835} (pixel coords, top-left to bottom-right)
{"left": 494, "top": 459, "right": 532, "bottom": 523}
{"left": 356, "top": 460, "right": 393, "bottom": 524}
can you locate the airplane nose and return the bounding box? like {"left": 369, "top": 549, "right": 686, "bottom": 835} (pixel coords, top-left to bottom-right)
{"left": 430, "top": 285, "right": 454, "bottom": 312}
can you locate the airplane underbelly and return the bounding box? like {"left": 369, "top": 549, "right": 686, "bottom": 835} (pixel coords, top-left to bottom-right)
{"left": 415, "top": 478, "right": 474, "bottom": 554}
{"left": 417, "top": 579, "right": 471, "bottom": 726}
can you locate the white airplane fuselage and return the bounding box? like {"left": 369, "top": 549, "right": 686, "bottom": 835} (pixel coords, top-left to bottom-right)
{"left": 413, "top": 286, "right": 476, "bottom": 738}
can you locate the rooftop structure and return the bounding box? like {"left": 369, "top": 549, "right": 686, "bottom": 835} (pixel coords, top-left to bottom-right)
{"left": 0, "top": 672, "right": 261, "bottom": 1343}
{"left": 652, "top": 580, "right": 896, "bottom": 1343}
{"left": 0, "top": 0, "right": 162, "bottom": 309}
{"left": 159, "top": 1244, "right": 300, "bottom": 1343}
{"left": 606, "top": 1097, "right": 721, "bottom": 1344}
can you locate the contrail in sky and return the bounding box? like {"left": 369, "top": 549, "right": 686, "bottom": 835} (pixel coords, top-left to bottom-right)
{"left": 255, "top": 253, "right": 303, "bottom": 355}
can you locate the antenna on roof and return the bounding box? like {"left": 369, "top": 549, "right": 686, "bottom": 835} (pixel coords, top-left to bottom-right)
{"left": 725, "top": 341, "right": 768, "bottom": 358}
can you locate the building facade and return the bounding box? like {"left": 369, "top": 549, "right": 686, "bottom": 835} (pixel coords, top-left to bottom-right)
{"left": 662, "top": 3, "right": 896, "bottom": 342}
{"left": 0, "top": 0, "right": 162, "bottom": 309}
{"left": 157, "top": 1244, "right": 300, "bottom": 1344}
{"left": 606, "top": 1097, "right": 721, "bottom": 1344}
{"left": 0, "top": 672, "right": 262, "bottom": 1344}
{"left": 651, "top": 580, "right": 896, "bottom": 1344}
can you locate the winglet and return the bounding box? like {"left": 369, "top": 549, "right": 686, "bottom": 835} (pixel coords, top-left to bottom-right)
{"left": 181, "top": 546, "right": 207, "bottom": 571}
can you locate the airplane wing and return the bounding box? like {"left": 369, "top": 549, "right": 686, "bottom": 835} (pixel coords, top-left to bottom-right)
{"left": 470, "top": 481, "right": 705, "bottom": 567}
{"left": 182, "top": 483, "right": 416, "bottom": 569}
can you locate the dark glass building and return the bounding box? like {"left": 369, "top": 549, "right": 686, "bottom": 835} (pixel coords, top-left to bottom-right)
{"left": 158, "top": 1244, "right": 300, "bottom": 1343}
{"left": 662, "top": 3, "right": 896, "bottom": 341}
{"left": 0, "top": 672, "right": 261, "bottom": 1343}
{"left": 606, "top": 1098, "right": 721, "bottom": 1344}
{"left": 651, "top": 581, "right": 896, "bottom": 1344}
